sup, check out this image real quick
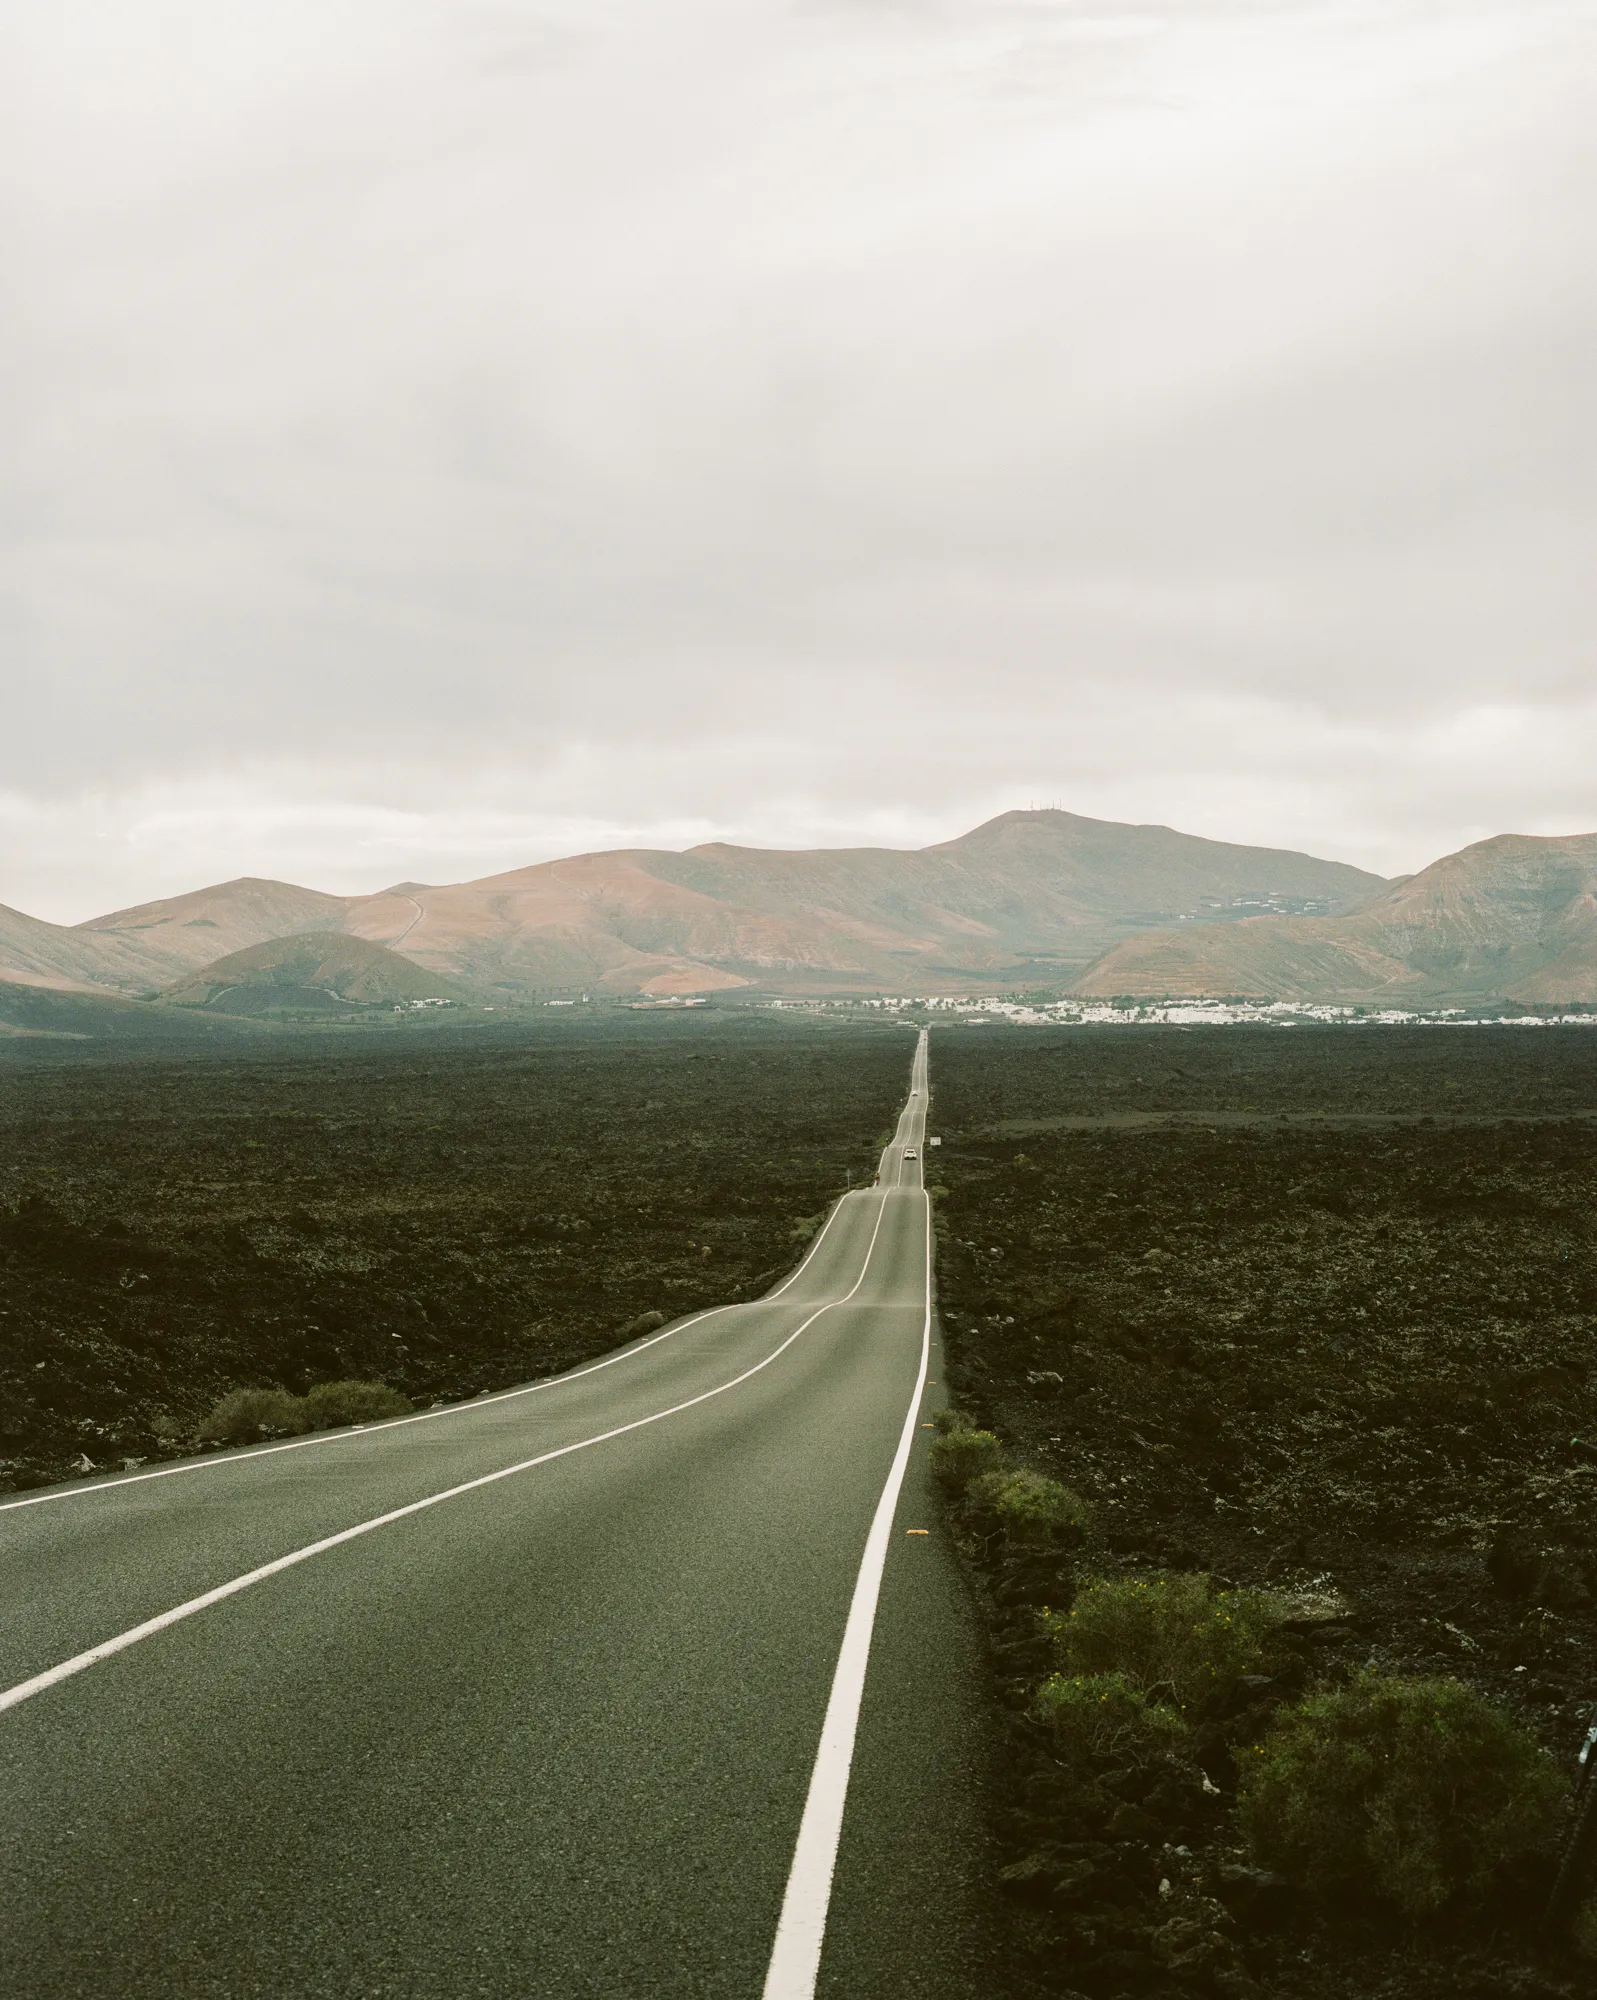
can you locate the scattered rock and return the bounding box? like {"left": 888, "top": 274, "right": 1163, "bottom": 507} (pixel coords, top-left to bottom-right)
{"left": 618, "top": 1310, "right": 668, "bottom": 1338}
{"left": 1049, "top": 1860, "right": 1103, "bottom": 1907}
{"left": 1211, "top": 1863, "right": 1296, "bottom": 1926}
{"left": 1486, "top": 1530, "right": 1592, "bottom": 1608}
{"left": 998, "top": 1847, "right": 1082, "bottom": 1900}
{"left": 1105, "top": 1801, "right": 1162, "bottom": 1841}
{"left": 1077, "top": 1946, "right": 1161, "bottom": 1989}
{"left": 1488, "top": 1529, "right": 1548, "bottom": 1598}
{"left": 1276, "top": 1589, "right": 1350, "bottom": 1631}
{"left": 1152, "top": 1911, "right": 1231, "bottom": 1975}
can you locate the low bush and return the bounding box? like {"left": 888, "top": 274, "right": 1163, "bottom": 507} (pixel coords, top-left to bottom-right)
{"left": 967, "top": 1468, "right": 1091, "bottom": 1548}
{"left": 1035, "top": 1670, "right": 1189, "bottom": 1768}
{"left": 619, "top": 1310, "right": 668, "bottom": 1338}
{"left": 1239, "top": 1671, "right": 1565, "bottom": 1916}
{"left": 929, "top": 1422, "right": 1004, "bottom": 1492}
{"left": 300, "top": 1379, "right": 413, "bottom": 1429}
{"left": 195, "top": 1386, "right": 307, "bottom": 1444}
{"left": 1045, "top": 1571, "right": 1283, "bottom": 1713}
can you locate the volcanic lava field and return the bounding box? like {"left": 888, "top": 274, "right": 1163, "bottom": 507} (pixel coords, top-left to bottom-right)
{"left": 0, "top": 1012, "right": 910, "bottom": 1490}
{"left": 930, "top": 1023, "right": 1597, "bottom": 1999}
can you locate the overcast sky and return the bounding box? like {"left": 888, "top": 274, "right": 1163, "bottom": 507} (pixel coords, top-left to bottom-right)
{"left": 8, "top": 0, "right": 1595, "bottom": 921}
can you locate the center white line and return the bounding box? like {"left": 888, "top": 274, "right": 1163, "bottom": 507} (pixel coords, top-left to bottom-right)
{"left": 0, "top": 1194, "right": 891, "bottom": 1718}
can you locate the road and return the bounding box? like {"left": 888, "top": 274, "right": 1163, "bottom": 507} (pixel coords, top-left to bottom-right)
{"left": 0, "top": 1030, "right": 1000, "bottom": 1998}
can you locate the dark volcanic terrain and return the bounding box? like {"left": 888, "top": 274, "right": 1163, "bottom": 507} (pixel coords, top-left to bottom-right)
{"left": 0, "top": 1013, "right": 909, "bottom": 1490}
{"left": 929, "top": 1024, "right": 1597, "bottom": 1998}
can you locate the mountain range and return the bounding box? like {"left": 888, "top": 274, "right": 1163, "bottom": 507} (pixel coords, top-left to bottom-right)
{"left": 2, "top": 810, "right": 1594, "bottom": 1016}
{"left": 0, "top": 812, "right": 1380, "bottom": 1008}
{"left": 1076, "top": 832, "right": 1597, "bottom": 1006}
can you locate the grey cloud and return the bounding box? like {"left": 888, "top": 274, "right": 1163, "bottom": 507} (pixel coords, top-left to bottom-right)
{"left": 6, "top": 0, "right": 1595, "bottom": 912}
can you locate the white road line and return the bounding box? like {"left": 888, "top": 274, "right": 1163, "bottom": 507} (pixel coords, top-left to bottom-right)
{"left": 0, "top": 1196, "right": 893, "bottom": 1718}
{"left": 762, "top": 1033, "right": 932, "bottom": 2000}
{"left": 0, "top": 1187, "right": 859, "bottom": 1516}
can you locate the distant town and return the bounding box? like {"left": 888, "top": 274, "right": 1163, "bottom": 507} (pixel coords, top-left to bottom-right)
{"left": 768, "top": 996, "right": 1597, "bottom": 1027}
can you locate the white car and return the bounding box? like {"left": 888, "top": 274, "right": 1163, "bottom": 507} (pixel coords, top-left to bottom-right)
{"left": 903, "top": 1147, "right": 918, "bottom": 1160}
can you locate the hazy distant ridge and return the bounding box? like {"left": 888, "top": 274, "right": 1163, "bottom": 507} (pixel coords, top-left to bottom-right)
{"left": 15, "top": 813, "right": 1597, "bottom": 1007}
{"left": 5, "top": 811, "right": 1384, "bottom": 1002}
{"left": 1076, "top": 833, "right": 1597, "bottom": 1005}
{"left": 10, "top": 813, "right": 1597, "bottom": 1006}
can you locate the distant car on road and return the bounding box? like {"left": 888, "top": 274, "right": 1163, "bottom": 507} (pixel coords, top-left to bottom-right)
{"left": 903, "top": 1147, "right": 918, "bottom": 1159}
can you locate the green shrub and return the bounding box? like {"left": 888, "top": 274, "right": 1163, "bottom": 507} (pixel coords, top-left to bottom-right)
{"left": 195, "top": 1386, "right": 307, "bottom": 1445}
{"left": 301, "top": 1379, "right": 413, "bottom": 1429}
{"left": 619, "top": 1310, "right": 668, "bottom": 1338}
{"left": 1045, "top": 1571, "right": 1283, "bottom": 1712}
{"left": 1239, "top": 1671, "right": 1565, "bottom": 1916}
{"left": 929, "top": 1423, "right": 1004, "bottom": 1492}
{"left": 930, "top": 1406, "right": 974, "bottom": 1435}
{"left": 1035, "top": 1670, "right": 1189, "bottom": 1768}
{"left": 967, "top": 1468, "right": 1091, "bottom": 1548}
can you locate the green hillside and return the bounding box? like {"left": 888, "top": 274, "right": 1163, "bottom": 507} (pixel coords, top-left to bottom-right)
{"left": 161, "top": 933, "right": 473, "bottom": 1015}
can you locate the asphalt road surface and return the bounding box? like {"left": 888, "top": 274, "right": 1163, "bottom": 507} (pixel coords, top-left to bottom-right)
{"left": 1, "top": 1030, "right": 1000, "bottom": 1998}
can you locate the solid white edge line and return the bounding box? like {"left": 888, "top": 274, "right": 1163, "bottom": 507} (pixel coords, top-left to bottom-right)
{"left": 0, "top": 1193, "right": 894, "bottom": 1718}
{"left": 0, "top": 1183, "right": 861, "bottom": 1516}
{"left": 761, "top": 1032, "right": 932, "bottom": 2000}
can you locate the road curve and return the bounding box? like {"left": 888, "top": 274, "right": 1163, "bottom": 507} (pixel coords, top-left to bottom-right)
{"left": 0, "top": 1031, "right": 999, "bottom": 1998}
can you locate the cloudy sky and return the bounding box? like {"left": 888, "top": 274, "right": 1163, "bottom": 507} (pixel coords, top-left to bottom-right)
{"left": 8, "top": 0, "right": 1595, "bottom": 921}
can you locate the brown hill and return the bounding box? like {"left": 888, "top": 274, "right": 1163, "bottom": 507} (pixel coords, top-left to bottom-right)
{"left": 340, "top": 811, "right": 1384, "bottom": 995}
{"left": 342, "top": 853, "right": 779, "bottom": 997}
{"left": 0, "top": 877, "right": 357, "bottom": 1000}
{"left": 1072, "top": 833, "right": 1597, "bottom": 1005}
{"left": 160, "top": 934, "right": 473, "bottom": 1015}
{"left": 4, "top": 813, "right": 1386, "bottom": 1002}
{"left": 0, "top": 901, "right": 186, "bottom": 995}
{"left": 77, "top": 877, "right": 353, "bottom": 982}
